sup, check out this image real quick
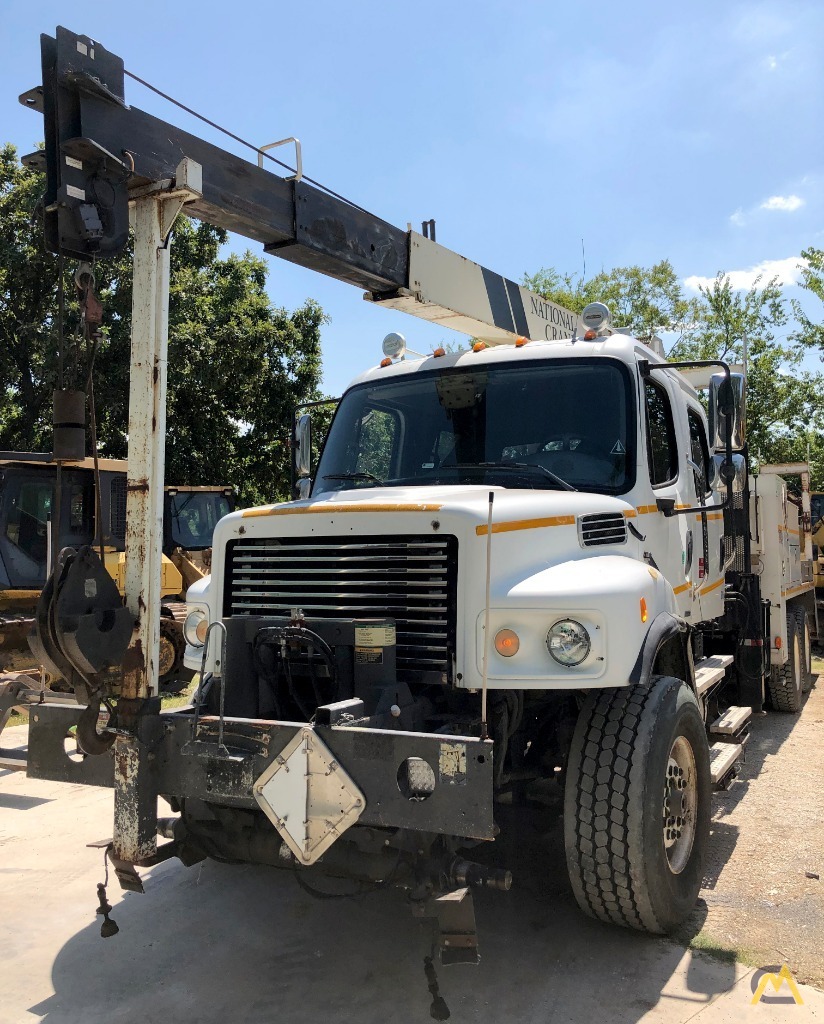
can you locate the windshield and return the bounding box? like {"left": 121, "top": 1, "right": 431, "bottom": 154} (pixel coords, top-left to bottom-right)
{"left": 316, "top": 357, "right": 635, "bottom": 495}
{"left": 167, "top": 492, "right": 232, "bottom": 550}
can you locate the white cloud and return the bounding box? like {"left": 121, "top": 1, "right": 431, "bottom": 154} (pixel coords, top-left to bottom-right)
{"left": 760, "top": 194, "right": 804, "bottom": 212}
{"left": 684, "top": 256, "right": 807, "bottom": 293}
{"left": 729, "top": 208, "right": 747, "bottom": 227}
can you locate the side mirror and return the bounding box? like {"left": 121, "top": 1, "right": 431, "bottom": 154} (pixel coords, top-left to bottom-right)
{"left": 711, "top": 452, "right": 747, "bottom": 494}
{"left": 292, "top": 413, "right": 312, "bottom": 498}
{"left": 708, "top": 372, "right": 746, "bottom": 452}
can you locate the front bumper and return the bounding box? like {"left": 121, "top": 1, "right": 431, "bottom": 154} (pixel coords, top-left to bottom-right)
{"left": 27, "top": 703, "right": 495, "bottom": 843}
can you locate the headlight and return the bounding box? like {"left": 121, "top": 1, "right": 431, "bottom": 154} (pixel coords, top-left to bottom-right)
{"left": 184, "top": 607, "right": 209, "bottom": 647}
{"left": 546, "top": 619, "right": 590, "bottom": 667}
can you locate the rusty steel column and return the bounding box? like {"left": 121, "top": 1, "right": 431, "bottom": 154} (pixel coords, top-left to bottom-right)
{"left": 121, "top": 194, "right": 169, "bottom": 704}
{"left": 114, "top": 160, "right": 202, "bottom": 864}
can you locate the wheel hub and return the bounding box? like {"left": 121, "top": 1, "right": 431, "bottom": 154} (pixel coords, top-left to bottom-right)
{"left": 662, "top": 735, "right": 698, "bottom": 874}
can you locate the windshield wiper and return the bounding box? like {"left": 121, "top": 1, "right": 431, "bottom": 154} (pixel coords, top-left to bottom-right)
{"left": 323, "top": 472, "right": 385, "bottom": 486}
{"left": 443, "top": 462, "right": 577, "bottom": 492}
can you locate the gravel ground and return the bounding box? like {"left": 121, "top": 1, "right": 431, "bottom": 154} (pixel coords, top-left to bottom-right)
{"left": 674, "top": 661, "right": 824, "bottom": 987}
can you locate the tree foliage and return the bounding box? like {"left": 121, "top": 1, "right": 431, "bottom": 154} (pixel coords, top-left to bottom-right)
{"left": 671, "top": 272, "right": 823, "bottom": 483}
{"left": 0, "top": 144, "right": 327, "bottom": 506}
{"left": 792, "top": 247, "right": 824, "bottom": 352}
{"left": 525, "top": 257, "right": 824, "bottom": 487}
{"left": 524, "top": 260, "right": 695, "bottom": 339}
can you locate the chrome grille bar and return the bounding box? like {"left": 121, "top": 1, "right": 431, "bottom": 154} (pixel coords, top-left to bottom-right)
{"left": 225, "top": 533, "right": 458, "bottom": 683}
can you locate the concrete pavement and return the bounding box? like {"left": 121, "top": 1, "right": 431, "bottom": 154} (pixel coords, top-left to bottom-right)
{"left": 0, "top": 723, "right": 822, "bottom": 1024}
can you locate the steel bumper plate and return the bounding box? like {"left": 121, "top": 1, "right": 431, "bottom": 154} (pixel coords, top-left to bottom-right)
{"left": 26, "top": 708, "right": 495, "bottom": 841}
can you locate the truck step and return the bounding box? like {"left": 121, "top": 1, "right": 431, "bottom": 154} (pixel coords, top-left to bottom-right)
{"left": 695, "top": 654, "right": 734, "bottom": 697}
{"left": 710, "top": 705, "right": 752, "bottom": 741}
{"left": 709, "top": 740, "right": 742, "bottom": 789}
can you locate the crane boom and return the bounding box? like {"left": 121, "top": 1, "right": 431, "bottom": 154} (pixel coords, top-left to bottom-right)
{"left": 21, "top": 25, "right": 578, "bottom": 345}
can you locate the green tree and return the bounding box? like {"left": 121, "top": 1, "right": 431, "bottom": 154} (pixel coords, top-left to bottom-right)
{"left": 670, "top": 273, "right": 823, "bottom": 485}
{"left": 792, "top": 247, "right": 824, "bottom": 352}
{"left": 0, "top": 143, "right": 327, "bottom": 506}
{"left": 524, "top": 260, "right": 697, "bottom": 339}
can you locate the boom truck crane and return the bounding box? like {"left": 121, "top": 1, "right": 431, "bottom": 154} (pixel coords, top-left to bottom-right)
{"left": 17, "top": 26, "right": 817, "bottom": 965}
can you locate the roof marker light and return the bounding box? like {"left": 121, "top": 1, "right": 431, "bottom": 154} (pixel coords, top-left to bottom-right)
{"left": 473, "top": 341, "right": 487, "bottom": 352}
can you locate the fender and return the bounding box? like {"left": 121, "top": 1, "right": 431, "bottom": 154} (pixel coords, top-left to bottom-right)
{"left": 629, "top": 611, "right": 691, "bottom": 688}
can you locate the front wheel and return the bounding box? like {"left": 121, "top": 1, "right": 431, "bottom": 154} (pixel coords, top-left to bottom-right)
{"left": 564, "top": 676, "right": 711, "bottom": 934}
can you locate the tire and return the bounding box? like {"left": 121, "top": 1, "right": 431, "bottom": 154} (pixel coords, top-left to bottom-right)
{"left": 564, "top": 676, "right": 711, "bottom": 935}
{"left": 766, "top": 612, "right": 803, "bottom": 712}
{"left": 794, "top": 606, "right": 813, "bottom": 693}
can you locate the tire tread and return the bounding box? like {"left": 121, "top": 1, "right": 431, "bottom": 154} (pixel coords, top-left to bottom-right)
{"left": 566, "top": 679, "right": 669, "bottom": 933}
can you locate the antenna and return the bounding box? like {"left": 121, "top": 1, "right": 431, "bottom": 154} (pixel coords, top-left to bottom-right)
{"left": 480, "top": 490, "right": 494, "bottom": 740}
{"left": 581, "top": 238, "right": 586, "bottom": 280}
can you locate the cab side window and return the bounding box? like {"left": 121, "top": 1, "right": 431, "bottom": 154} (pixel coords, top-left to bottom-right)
{"left": 644, "top": 379, "right": 678, "bottom": 487}
{"left": 687, "top": 408, "right": 712, "bottom": 495}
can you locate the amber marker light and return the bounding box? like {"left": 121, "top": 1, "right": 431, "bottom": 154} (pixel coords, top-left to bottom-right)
{"left": 495, "top": 628, "right": 520, "bottom": 657}
{"left": 515, "top": 336, "right": 528, "bottom": 348}
{"left": 640, "top": 598, "right": 648, "bottom": 623}
{"left": 473, "top": 341, "right": 487, "bottom": 352}
{"left": 433, "top": 347, "right": 446, "bottom": 357}
{"left": 380, "top": 357, "right": 392, "bottom": 367}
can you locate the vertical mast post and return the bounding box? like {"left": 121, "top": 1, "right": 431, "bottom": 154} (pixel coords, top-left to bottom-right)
{"left": 113, "top": 159, "right": 202, "bottom": 864}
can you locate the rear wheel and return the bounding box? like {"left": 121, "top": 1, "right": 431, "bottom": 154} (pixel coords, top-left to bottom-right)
{"left": 767, "top": 612, "right": 803, "bottom": 712}
{"left": 794, "top": 606, "right": 813, "bottom": 693}
{"left": 564, "top": 676, "right": 711, "bottom": 934}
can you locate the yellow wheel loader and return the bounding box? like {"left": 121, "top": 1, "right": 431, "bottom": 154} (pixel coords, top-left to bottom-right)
{"left": 0, "top": 452, "right": 233, "bottom": 691}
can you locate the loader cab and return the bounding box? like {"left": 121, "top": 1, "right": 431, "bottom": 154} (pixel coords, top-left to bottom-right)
{"left": 163, "top": 486, "right": 234, "bottom": 553}
{"left": 0, "top": 454, "right": 125, "bottom": 594}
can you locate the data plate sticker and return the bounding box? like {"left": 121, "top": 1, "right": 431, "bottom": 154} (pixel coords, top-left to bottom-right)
{"left": 439, "top": 742, "right": 467, "bottom": 785}
{"left": 354, "top": 625, "right": 396, "bottom": 647}
{"left": 355, "top": 647, "right": 383, "bottom": 664}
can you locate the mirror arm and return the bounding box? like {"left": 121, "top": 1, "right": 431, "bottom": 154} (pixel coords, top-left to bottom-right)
{"left": 656, "top": 494, "right": 731, "bottom": 518}
{"left": 641, "top": 358, "right": 736, "bottom": 517}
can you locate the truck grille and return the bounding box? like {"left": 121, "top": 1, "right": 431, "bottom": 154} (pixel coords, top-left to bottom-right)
{"left": 578, "top": 512, "right": 627, "bottom": 547}
{"left": 224, "top": 534, "right": 458, "bottom": 684}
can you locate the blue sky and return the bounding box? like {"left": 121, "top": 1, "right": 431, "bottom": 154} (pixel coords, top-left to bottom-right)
{"left": 2, "top": 0, "right": 821, "bottom": 394}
